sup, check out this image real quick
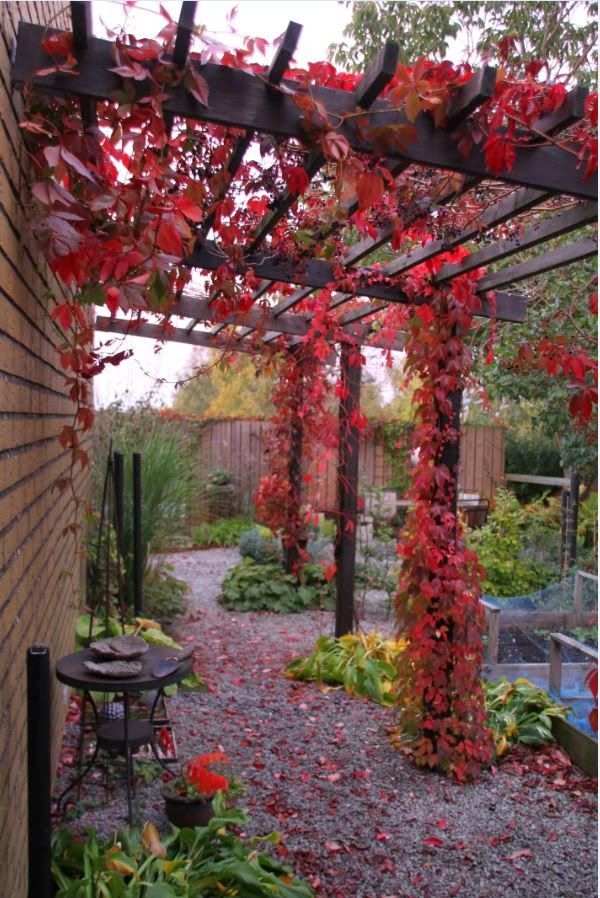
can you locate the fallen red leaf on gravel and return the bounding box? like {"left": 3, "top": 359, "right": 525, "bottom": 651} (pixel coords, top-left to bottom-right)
{"left": 423, "top": 836, "right": 444, "bottom": 847}
{"left": 503, "top": 849, "right": 533, "bottom": 862}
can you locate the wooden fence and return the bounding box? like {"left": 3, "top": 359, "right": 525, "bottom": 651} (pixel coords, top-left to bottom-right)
{"left": 191, "top": 418, "right": 505, "bottom": 519}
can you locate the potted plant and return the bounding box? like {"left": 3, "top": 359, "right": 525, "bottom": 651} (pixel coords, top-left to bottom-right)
{"left": 163, "top": 751, "right": 229, "bottom": 828}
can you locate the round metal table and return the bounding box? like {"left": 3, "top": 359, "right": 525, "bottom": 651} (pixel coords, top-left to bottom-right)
{"left": 55, "top": 645, "right": 193, "bottom": 824}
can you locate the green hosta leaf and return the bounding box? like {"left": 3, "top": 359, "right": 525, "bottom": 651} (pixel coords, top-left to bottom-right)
{"left": 145, "top": 884, "right": 177, "bottom": 898}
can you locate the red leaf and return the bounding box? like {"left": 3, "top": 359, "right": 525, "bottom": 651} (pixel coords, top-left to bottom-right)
{"left": 61, "top": 147, "right": 97, "bottom": 181}
{"left": 156, "top": 220, "right": 183, "bottom": 256}
{"left": 321, "top": 131, "right": 350, "bottom": 162}
{"left": 423, "top": 837, "right": 444, "bottom": 848}
{"left": 177, "top": 196, "right": 204, "bottom": 222}
{"left": 42, "top": 31, "right": 73, "bottom": 57}
{"left": 503, "top": 849, "right": 533, "bottom": 862}
{"left": 356, "top": 171, "right": 384, "bottom": 209}
{"left": 51, "top": 304, "right": 73, "bottom": 331}
{"left": 323, "top": 562, "right": 337, "bottom": 582}
{"left": 188, "top": 70, "right": 210, "bottom": 106}
{"left": 286, "top": 166, "right": 310, "bottom": 196}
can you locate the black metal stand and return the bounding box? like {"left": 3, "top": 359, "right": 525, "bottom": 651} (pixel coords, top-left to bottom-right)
{"left": 133, "top": 452, "right": 143, "bottom": 616}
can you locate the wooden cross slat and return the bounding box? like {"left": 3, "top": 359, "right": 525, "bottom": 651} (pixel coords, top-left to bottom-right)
{"left": 477, "top": 236, "right": 598, "bottom": 291}
{"left": 435, "top": 201, "right": 597, "bottom": 283}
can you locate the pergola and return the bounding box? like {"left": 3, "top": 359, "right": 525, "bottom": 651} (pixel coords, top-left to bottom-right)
{"left": 13, "top": 1, "right": 598, "bottom": 637}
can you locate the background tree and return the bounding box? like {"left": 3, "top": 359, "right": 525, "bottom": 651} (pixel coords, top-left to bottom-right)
{"left": 330, "top": 1, "right": 598, "bottom": 84}
{"left": 172, "top": 351, "right": 274, "bottom": 418}
{"left": 470, "top": 241, "right": 597, "bottom": 486}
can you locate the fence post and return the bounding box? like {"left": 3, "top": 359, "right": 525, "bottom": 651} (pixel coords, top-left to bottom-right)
{"left": 549, "top": 635, "right": 562, "bottom": 697}
{"left": 481, "top": 599, "right": 500, "bottom": 665}
{"left": 566, "top": 471, "right": 580, "bottom": 569}
{"left": 573, "top": 570, "right": 584, "bottom": 625}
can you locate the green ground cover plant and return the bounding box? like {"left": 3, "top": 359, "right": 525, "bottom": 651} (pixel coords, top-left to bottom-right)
{"left": 287, "top": 638, "right": 567, "bottom": 757}
{"left": 193, "top": 516, "right": 253, "bottom": 548}
{"left": 285, "top": 632, "right": 406, "bottom": 705}
{"left": 52, "top": 798, "right": 312, "bottom": 897}
{"left": 238, "top": 527, "right": 282, "bottom": 563}
{"left": 219, "top": 559, "right": 334, "bottom": 613}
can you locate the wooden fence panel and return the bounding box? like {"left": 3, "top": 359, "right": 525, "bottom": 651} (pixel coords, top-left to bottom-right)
{"left": 187, "top": 419, "right": 505, "bottom": 518}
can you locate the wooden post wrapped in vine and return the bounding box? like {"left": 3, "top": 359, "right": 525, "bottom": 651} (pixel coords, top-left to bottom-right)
{"left": 284, "top": 347, "right": 305, "bottom": 576}
{"left": 394, "top": 264, "right": 494, "bottom": 781}
{"left": 335, "top": 343, "right": 363, "bottom": 637}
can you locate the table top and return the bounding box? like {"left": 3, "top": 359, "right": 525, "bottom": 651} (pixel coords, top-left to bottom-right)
{"left": 56, "top": 645, "right": 194, "bottom": 692}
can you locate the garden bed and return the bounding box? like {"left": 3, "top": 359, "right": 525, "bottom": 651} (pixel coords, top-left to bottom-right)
{"left": 53, "top": 548, "right": 597, "bottom": 898}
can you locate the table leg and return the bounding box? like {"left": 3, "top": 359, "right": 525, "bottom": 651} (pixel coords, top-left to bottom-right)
{"left": 123, "top": 691, "right": 133, "bottom": 825}
{"left": 148, "top": 688, "right": 177, "bottom": 770}
{"left": 55, "top": 691, "right": 100, "bottom": 816}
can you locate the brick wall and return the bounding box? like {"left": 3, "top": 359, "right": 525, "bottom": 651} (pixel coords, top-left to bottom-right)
{"left": 0, "top": 4, "right": 90, "bottom": 896}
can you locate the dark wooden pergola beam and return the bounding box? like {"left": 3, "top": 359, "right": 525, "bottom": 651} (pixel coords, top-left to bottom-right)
{"left": 70, "top": 1, "right": 96, "bottom": 128}
{"left": 261, "top": 185, "right": 546, "bottom": 334}
{"left": 13, "top": 23, "right": 596, "bottom": 199}
{"left": 188, "top": 241, "right": 527, "bottom": 322}
{"left": 95, "top": 315, "right": 270, "bottom": 356}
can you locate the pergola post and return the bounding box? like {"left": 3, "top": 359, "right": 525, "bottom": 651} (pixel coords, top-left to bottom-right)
{"left": 283, "top": 348, "right": 304, "bottom": 576}
{"left": 335, "top": 344, "right": 362, "bottom": 636}
{"left": 440, "top": 389, "right": 463, "bottom": 521}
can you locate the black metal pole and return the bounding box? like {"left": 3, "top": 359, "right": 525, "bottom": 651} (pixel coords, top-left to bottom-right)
{"left": 133, "top": 452, "right": 143, "bottom": 616}
{"left": 335, "top": 344, "right": 362, "bottom": 637}
{"left": 27, "top": 644, "right": 52, "bottom": 898}
{"left": 560, "top": 488, "right": 569, "bottom": 572}
{"left": 566, "top": 471, "right": 580, "bottom": 569}
{"left": 113, "top": 451, "right": 124, "bottom": 559}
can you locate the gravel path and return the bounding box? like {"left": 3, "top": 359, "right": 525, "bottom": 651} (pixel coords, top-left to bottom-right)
{"left": 58, "top": 548, "right": 598, "bottom": 898}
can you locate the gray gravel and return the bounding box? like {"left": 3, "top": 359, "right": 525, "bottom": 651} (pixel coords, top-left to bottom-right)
{"left": 57, "top": 548, "right": 598, "bottom": 898}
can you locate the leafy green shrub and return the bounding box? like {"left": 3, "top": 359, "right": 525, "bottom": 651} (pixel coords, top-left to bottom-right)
{"left": 286, "top": 632, "right": 406, "bottom": 705}
{"left": 52, "top": 798, "right": 312, "bottom": 897}
{"left": 238, "top": 527, "right": 281, "bottom": 564}
{"left": 484, "top": 677, "right": 567, "bottom": 757}
{"left": 468, "top": 488, "right": 553, "bottom": 596}
{"left": 219, "top": 559, "right": 333, "bottom": 613}
{"left": 193, "top": 516, "right": 253, "bottom": 548}
{"left": 505, "top": 431, "right": 563, "bottom": 501}
{"left": 143, "top": 563, "right": 188, "bottom": 623}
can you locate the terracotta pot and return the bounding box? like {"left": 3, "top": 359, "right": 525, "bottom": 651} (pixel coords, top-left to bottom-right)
{"left": 163, "top": 790, "right": 215, "bottom": 828}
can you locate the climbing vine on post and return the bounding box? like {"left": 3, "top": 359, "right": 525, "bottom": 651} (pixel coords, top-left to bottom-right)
{"left": 394, "top": 251, "right": 495, "bottom": 780}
